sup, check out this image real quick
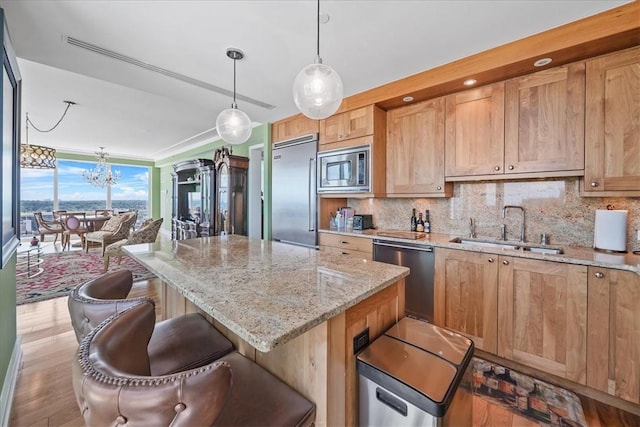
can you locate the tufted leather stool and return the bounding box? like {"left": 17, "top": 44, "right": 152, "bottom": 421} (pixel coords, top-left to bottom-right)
{"left": 73, "top": 302, "right": 316, "bottom": 426}
{"left": 68, "top": 270, "right": 233, "bottom": 376}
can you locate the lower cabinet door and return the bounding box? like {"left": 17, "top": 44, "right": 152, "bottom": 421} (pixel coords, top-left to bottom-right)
{"left": 498, "top": 256, "right": 588, "bottom": 384}
{"left": 435, "top": 248, "right": 499, "bottom": 352}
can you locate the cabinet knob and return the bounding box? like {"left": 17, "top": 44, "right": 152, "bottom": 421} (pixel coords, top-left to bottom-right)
{"left": 502, "top": 260, "right": 509, "bottom": 265}
{"left": 436, "top": 186, "right": 442, "bottom": 191}
{"left": 594, "top": 272, "right": 604, "bottom": 279}
{"left": 340, "top": 240, "right": 349, "bottom": 244}
{"left": 590, "top": 181, "right": 599, "bottom": 188}
{"left": 488, "top": 257, "right": 494, "bottom": 263}
{"left": 508, "top": 165, "right": 514, "bottom": 170}
{"left": 494, "top": 166, "right": 501, "bottom": 171}
{"left": 341, "top": 251, "right": 349, "bottom": 255}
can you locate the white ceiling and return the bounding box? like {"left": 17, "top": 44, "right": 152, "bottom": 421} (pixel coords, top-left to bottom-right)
{"left": 1, "top": 0, "right": 630, "bottom": 161}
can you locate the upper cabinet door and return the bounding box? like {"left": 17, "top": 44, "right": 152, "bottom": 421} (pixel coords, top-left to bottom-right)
{"left": 320, "top": 105, "right": 375, "bottom": 145}
{"left": 445, "top": 83, "right": 505, "bottom": 177}
{"left": 584, "top": 46, "right": 640, "bottom": 195}
{"left": 271, "top": 114, "right": 319, "bottom": 143}
{"left": 386, "top": 97, "right": 451, "bottom": 196}
{"left": 504, "top": 63, "right": 585, "bottom": 174}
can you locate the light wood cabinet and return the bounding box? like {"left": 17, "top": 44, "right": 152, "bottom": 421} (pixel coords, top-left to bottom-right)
{"left": 445, "top": 83, "right": 505, "bottom": 178}
{"left": 320, "top": 105, "right": 378, "bottom": 146}
{"left": 497, "top": 256, "right": 588, "bottom": 384}
{"left": 319, "top": 232, "right": 372, "bottom": 260}
{"left": 583, "top": 46, "right": 640, "bottom": 196}
{"left": 587, "top": 267, "right": 640, "bottom": 404}
{"left": 271, "top": 113, "right": 319, "bottom": 143}
{"left": 504, "top": 63, "right": 585, "bottom": 175}
{"left": 386, "top": 97, "right": 452, "bottom": 197}
{"left": 434, "top": 248, "right": 498, "bottom": 352}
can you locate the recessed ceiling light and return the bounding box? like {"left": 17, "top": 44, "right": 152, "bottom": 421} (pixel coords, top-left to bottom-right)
{"left": 463, "top": 79, "right": 477, "bottom": 86}
{"left": 534, "top": 57, "right": 552, "bottom": 67}
{"left": 403, "top": 96, "right": 414, "bottom": 102}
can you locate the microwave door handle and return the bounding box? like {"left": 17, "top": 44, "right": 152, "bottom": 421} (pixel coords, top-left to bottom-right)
{"left": 309, "top": 157, "right": 316, "bottom": 232}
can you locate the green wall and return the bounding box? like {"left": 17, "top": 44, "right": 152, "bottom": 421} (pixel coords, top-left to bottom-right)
{"left": 0, "top": 255, "right": 16, "bottom": 392}
{"left": 155, "top": 124, "right": 272, "bottom": 238}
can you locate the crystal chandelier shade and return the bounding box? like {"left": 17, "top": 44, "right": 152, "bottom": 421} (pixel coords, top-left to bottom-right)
{"left": 82, "top": 147, "right": 121, "bottom": 188}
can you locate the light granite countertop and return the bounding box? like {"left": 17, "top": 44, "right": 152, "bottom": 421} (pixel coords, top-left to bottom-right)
{"left": 123, "top": 235, "right": 409, "bottom": 352}
{"left": 320, "top": 228, "right": 640, "bottom": 274}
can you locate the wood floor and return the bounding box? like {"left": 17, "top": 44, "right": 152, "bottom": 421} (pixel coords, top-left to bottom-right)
{"left": 8, "top": 277, "right": 640, "bottom": 426}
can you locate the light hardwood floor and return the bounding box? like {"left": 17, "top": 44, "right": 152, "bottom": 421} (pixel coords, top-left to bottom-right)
{"left": 8, "top": 277, "right": 640, "bottom": 426}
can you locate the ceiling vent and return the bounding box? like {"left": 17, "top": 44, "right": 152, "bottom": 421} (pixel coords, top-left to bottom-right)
{"left": 64, "top": 35, "right": 275, "bottom": 110}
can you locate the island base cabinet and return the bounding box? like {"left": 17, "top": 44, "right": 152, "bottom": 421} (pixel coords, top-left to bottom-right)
{"left": 497, "top": 257, "right": 588, "bottom": 384}
{"left": 587, "top": 267, "right": 640, "bottom": 404}
{"left": 159, "top": 279, "right": 405, "bottom": 427}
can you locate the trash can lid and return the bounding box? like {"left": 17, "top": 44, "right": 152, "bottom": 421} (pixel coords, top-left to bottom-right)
{"left": 385, "top": 317, "right": 473, "bottom": 366}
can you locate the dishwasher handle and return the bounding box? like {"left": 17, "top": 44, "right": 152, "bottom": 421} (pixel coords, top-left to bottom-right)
{"left": 373, "top": 240, "right": 433, "bottom": 253}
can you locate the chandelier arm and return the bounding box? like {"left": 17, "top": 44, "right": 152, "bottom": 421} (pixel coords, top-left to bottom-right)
{"left": 26, "top": 101, "right": 75, "bottom": 133}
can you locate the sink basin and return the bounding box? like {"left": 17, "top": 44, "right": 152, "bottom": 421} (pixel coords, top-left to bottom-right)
{"left": 449, "top": 237, "right": 564, "bottom": 255}
{"left": 522, "top": 246, "right": 564, "bottom": 255}
{"left": 449, "top": 237, "right": 519, "bottom": 250}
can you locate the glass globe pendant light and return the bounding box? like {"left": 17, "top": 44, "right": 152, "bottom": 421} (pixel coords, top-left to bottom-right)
{"left": 293, "top": 0, "right": 343, "bottom": 120}
{"left": 216, "top": 48, "right": 252, "bottom": 145}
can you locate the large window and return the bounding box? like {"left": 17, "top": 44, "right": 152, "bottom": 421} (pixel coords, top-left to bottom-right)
{"left": 20, "top": 159, "right": 149, "bottom": 235}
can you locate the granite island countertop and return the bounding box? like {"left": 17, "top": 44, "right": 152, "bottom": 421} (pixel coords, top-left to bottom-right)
{"left": 320, "top": 228, "right": 640, "bottom": 274}
{"left": 123, "top": 235, "right": 409, "bottom": 352}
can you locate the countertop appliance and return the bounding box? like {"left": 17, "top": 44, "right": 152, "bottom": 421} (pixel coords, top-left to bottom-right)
{"left": 353, "top": 214, "right": 374, "bottom": 230}
{"left": 373, "top": 239, "right": 435, "bottom": 322}
{"left": 357, "top": 317, "right": 474, "bottom": 426}
{"left": 317, "top": 145, "right": 370, "bottom": 193}
{"left": 272, "top": 134, "right": 318, "bottom": 248}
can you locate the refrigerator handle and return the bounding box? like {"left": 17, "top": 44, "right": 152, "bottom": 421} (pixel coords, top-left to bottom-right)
{"left": 309, "top": 157, "right": 316, "bottom": 232}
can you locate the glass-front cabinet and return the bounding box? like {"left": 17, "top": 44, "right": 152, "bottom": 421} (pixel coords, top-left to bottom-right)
{"left": 214, "top": 147, "right": 249, "bottom": 236}
{"left": 171, "top": 159, "right": 215, "bottom": 240}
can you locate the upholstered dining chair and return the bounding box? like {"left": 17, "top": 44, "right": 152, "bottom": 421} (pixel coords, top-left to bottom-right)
{"left": 103, "top": 218, "right": 163, "bottom": 272}
{"left": 61, "top": 212, "right": 89, "bottom": 251}
{"left": 33, "top": 212, "right": 63, "bottom": 244}
{"left": 72, "top": 302, "right": 316, "bottom": 427}
{"left": 84, "top": 211, "right": 137, "bottom": 255}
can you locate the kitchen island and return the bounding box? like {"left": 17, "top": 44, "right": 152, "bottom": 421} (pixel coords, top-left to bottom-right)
{"left": 124, "top": 235, "right": 409, "bottom": 426}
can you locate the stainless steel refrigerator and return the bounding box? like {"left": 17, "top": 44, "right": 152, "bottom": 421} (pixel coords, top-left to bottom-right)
{"left": 272, "top": 133, "right": 318, "bottom": 248}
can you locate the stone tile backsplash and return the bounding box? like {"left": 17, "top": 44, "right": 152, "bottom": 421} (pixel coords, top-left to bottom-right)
{"left": 348, "top": 178, "right": 640, "bottom": 251}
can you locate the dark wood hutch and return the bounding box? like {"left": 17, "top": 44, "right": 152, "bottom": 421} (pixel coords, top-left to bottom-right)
{"left": 171, "top": 159, "right": 215, "bottom": 240}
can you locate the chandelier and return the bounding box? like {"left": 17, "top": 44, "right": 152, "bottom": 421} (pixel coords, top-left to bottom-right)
{"left": 20, "top": 101, "right": 75, "bottom": 169}
{"left": 81, "top": 147, "right": 121, "bottom": 187}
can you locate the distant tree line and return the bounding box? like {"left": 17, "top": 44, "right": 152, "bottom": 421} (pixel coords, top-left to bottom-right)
{"left": 20, "top": 200, "right": 148, "bottom": 214}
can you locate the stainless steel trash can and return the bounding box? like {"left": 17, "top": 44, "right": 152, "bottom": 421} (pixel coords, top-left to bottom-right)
{"left": 357, "top": 317, "right": 474, "bottom": 427}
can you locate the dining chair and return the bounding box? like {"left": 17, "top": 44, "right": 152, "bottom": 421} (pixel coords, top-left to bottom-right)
{"left": 94, "top": 209, "right": 113, "bottom": 217}
{"left": 61, "top": 212, "right": 89, "bottom": 250}
{"left": 33, "top": 212, "right": 63, "bottom": 244}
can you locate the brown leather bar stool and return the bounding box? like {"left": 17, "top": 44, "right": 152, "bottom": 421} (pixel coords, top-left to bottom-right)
{"left": 72, "top": 302, "right": 316, "bottom": 426}
{"left": 68, "top": 270, "right": 233, "bottom": 375}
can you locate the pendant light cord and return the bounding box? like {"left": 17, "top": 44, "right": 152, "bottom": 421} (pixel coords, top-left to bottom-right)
{"left": 26, "top": 100, "right": 75, "bottom": 133}
{"left": 316, "top": 0, "right": 320, "bottom": 56}
{"left": 233, "top": 57, "right": 237, "bottom": 105}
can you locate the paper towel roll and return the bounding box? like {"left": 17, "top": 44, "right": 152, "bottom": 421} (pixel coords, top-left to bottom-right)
{"left": 594, "top": 209, "right": 627, "bottom": 252}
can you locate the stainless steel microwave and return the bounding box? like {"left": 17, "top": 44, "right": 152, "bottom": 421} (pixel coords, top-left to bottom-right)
{"left": 317, "top": 145, "right": 370, "bottom": 193}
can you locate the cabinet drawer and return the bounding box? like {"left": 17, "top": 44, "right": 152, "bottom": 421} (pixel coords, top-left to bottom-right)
{"left": 319, "top": 233, "right": 372, "bottom": 254}
{"left": 322, "top": 245, "right": 372, "bottom": 261}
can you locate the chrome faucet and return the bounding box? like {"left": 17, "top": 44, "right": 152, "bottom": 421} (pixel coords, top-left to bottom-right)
{"left": 502, "top": 205, "right": 525, "bottom": 242}
{"left": 469, "top": 218, "right": 476, "bottom": 238}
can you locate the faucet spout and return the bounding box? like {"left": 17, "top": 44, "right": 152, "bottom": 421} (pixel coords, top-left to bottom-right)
{"left": 502, "top": 205, "right": 526, "bottom": 242}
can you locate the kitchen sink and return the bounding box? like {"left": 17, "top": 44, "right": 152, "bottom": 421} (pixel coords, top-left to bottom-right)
{"left": 449, "top": 237, "right": 519, "bottom": 250}
{"left": 449, "top": 237, "right": 564, "bottom": 255}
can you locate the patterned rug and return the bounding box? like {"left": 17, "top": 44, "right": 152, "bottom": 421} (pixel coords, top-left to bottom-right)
{"left": 16, "top": 250, "right": 156, "bottom": 305}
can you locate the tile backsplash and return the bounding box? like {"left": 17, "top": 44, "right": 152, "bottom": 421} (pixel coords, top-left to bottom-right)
{"left": 348, "top": 178, "right": 640, "bottom": 251}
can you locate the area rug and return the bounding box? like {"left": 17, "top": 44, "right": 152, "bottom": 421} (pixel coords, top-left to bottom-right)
{"left": 16, "top": 251, "right": 156, "bottom": 305}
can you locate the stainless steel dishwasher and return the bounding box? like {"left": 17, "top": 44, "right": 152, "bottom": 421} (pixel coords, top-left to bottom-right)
{"left": 373, "top": 239, "right": 435, "bottom": 322}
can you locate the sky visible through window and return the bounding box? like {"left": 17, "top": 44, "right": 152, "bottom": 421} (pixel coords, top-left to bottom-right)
{"left": 21, "top": 159, "right": 148, "bottom": 201}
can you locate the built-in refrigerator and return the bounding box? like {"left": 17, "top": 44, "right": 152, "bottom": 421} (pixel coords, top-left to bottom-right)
{"left": 272, "top": 133, "right": 318, "bottom": 248}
